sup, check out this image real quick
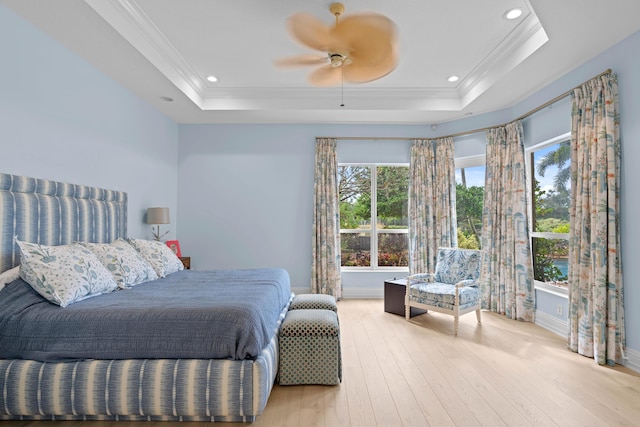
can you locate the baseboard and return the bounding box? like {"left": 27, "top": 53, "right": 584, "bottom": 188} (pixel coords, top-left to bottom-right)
{"left": 342, "top": 287, "right": 383, "bottom": 299}
{"left": 534, "top": 310, "right": 567, "bottom": 337}
{"left": 623, "top": 347, "right": 640, "bottom": 373}
{"left": 291, "top": 287, "right": 382, "bottom": 299}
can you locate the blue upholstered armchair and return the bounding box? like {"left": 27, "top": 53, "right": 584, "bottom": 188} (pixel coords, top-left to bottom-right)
{"left": 405, "top": 248, "right": 484, "bottom": 335}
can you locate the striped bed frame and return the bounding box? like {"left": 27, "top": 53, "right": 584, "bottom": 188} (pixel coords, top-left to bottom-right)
{"left": 0, "top": 173, "right": 280, "bottom": 422}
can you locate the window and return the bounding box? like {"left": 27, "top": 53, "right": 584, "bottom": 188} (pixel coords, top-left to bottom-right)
{"left": 527, "top": 134, "right": 571, "bottom": 290}
{"left": 339, "top": 164, "right": 409, "bottom": 269}
{"left": 456, "top": 159, "right": 485, "bottom": 249}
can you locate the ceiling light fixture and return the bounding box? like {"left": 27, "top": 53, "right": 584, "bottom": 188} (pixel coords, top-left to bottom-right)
{"left": 447, "top": 75, "right": 459, "bottom": 82}
{"left": 206, "top": 75, "right": 218, "bottom": 82}
{"left": 504, "top": 8, "right": 523, "bottom": 20}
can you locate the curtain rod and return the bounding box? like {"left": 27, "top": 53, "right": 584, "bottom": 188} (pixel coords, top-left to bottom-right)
{"left": 320, "top": 68, "right": 612, "bottom": 141}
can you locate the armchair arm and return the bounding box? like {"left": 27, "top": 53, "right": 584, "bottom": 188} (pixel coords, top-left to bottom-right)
{"left": 455, "top": 279, "right": 478, "bottom": 288}
{"left": 406, "top": 273, "right": 436, "bottom": 283}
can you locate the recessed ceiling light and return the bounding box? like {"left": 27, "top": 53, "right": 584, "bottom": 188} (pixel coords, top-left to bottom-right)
{"left": 160, "top": 96, "right": 173, "bottom": 102}
{"left": 447, "top": 75, "right": 459, "bottom": 82}
{"left": 504, "top": 8, "right": 523, "bottom": 20}
{"left": 206, "top": 75, "right": 218, "bottom": 82}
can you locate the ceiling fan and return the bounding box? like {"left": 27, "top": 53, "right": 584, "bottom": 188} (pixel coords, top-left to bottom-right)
{"left": 275, "top": 3, "right": 398, "bottom": 87}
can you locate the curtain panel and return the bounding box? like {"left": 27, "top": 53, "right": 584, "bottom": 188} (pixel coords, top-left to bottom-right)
{"left": 568, "top": 73, "right": 624, "bottom": 365}
{"left": 481, "top": 121, "right": 535, "bottom": 321}
{"left": 408, "top": 137, "right": 457, "bottom": 274}
{"left": 311, "top": 138, "right": 342, "bottom": 299}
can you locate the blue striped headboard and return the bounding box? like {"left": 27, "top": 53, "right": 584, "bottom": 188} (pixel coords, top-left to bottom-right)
{"left": 0, "top": 173, "right": 127, "bottom": 273}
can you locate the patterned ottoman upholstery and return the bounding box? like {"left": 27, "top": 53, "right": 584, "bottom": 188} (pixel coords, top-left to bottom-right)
{"left": 288, "top": 293, "right": 338, "bottom": 312}
{"left": 278, "top": 309, "right": 342, "bottom": 385}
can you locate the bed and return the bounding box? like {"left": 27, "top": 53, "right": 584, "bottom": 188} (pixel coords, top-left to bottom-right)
{"left": 0, "top": 172, "right": 291, "bottom": 422}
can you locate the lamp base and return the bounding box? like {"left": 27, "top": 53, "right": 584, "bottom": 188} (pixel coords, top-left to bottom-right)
{"left": 152, "top": 225, "right": 169, "bottom": 241}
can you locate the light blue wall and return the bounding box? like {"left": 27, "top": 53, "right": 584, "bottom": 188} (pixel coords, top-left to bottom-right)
{"left": 179, "top": 31, "right": 640, "bottom": 354}
{"left": 0, "top": 4, "right": 179, "bottom": 240}
{"left": 177, "top": 124, "right": 425, "bottom": 292}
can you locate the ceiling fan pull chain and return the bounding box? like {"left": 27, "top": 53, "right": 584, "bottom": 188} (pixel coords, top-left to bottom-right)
{"left": 340, "top": 67, "right": 345, "bottom": 107}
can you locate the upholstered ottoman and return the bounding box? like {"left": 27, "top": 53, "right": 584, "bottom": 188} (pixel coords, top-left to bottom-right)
{"left": 288, "top": 293, "right": 338, "bottom": 312}
{"left": 278, "top": 309, "right": 342, "bottom": 385}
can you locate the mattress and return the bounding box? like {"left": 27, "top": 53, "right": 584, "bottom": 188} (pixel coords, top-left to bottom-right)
{"left": 0, "top": 268, "right": 291, "bottom": 361}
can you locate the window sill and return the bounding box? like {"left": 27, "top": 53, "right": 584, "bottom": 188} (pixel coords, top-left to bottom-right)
{"left": 534, "top": 281, "right": 568, "bottom": 298}
{"left": 341, "top": 267, "right": 409, "bottom": 273}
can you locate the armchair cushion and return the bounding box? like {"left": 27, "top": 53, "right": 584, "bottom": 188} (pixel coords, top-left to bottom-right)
{"left": 434, "top": 248, "right": 482, "bottom": 284}
{"left": 409, "top": 282, "right": 480, "bottom": 310}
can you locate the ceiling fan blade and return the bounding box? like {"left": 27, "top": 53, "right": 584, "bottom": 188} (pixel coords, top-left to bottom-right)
{"left": 287, "top": 12, "right": 334, "bottom": 52}
{"left": 343, "top": 47, "right": 398, "bottom": 83}
{"left": 332, "top": 13, "right": 398, "bottom": 66}
{"left": 308, "top": 65, "right": 343, "bottom": 87}
{"left": 274, "top": 54, "right": 329, "bottom": 67}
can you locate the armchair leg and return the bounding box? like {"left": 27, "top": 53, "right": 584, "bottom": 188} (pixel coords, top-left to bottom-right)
{"left": 454, "top": 316, "right": 459, "bottom": 336}
{"left": 404, "top": 294, "right": 410, "bottom": 320}
{"left": 476, "top": 308, "right": 482, "bottom": 323}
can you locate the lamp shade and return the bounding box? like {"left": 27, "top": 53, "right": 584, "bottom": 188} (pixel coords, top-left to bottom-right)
{"left": 146, "top": 207, "right": 170, "bottom": 225}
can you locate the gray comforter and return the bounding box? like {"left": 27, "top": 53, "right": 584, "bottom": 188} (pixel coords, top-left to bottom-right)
{"left": 0, "top": 268, "right": 291, "bottom": 362}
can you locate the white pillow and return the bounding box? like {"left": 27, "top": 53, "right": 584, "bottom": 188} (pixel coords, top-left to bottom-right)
{"left": 81, "top": 239, "right": 158, "bottom": 288}
{"left": 0, "top": 266, "right": 20, "bottom": 288}
{"left": 16, "top": 239, "right": 118, "bottom": 307}
{"left": 127, "top": 238, "right": 184, "bottom": 278}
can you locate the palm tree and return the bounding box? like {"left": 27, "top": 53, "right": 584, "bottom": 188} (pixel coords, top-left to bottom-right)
{"left": 537, "top": 141, "right": 571, "bottom": 192}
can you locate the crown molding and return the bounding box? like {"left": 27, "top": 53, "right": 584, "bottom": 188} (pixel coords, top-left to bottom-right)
{"left": 84, "top": 0, "right": 547, "bottom": 115}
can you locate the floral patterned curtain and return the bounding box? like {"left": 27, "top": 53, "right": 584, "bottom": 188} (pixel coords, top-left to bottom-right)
{"left": 481, "top": 121, "right": 535, "bottom": 321}
{"left": 311, "top": 138, "right": 342, "bottom": 299}
{"left": 568, "top": 73, "right": 624, "bottom": 365}
{"left": 408, "top": 137, "right": 457, "bottom": 274}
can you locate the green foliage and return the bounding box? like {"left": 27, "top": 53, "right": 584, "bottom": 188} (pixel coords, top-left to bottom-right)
{"left": 533, "top": 237, "right": 568, "bottom": 282}
{"left": 376, "top": 166, "right": 409, "bottom": 224}
{"left": 457, "top": 230, "right": 480, "bottom": 249}
{"left": 536, "top": 218, "right": 567, "bottom": 233}
{"left": 532, "top": 176, "right": 570, "bottom": 283}
{"left": 456, "top": 183, "right": 484, "bottom": 243}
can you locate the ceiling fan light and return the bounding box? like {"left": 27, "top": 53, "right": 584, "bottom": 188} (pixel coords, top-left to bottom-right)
{"left": 330, "top": 54, "right": 343, "bottom": 68}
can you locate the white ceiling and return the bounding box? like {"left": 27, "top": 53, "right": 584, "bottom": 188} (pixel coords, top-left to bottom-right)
{"left": 4, "top": 0, "right": 640, "bottom": 125}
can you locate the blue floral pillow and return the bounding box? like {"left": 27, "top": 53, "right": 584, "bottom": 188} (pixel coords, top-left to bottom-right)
{"left": 16, "top": 239, "right": 118, "bottom": 307}
{"left": 127, "top": 238, "right": 184, "bottom": 278}
{"left": 81, "top": 239, "right": 158, "bottom": 288}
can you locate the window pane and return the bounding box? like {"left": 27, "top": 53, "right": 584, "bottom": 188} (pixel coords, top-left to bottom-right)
{"left": 339, "top": 166, "right": 371, "bottom": 230}
{"left": 378, "top": 233, "right": 408, "bottom": 267}
{"left": 533, "top": 141, "right": 570, "bottom": 232}
{"left": 532, "top": 237, "right": 568, "bottom": 286}
{"left": 376, "top": 166, "right": 408, "bottom": 229}
{"left": 531, "top": 141, "right": 570, "bottom": 286}
{"left": 340, "top": 232, "right": 371, "bottom": 267}
{"left": 456, "top": 165, "right": 484, "bottom": 249}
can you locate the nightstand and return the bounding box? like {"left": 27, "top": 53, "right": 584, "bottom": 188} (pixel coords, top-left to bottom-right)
{"left": 179, "top": 256, "right": 191, "bottom": 270}
{"left": 384, "top": 279, "right": 426, "bottom": 318}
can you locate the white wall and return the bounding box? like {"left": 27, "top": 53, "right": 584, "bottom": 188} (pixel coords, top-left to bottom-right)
{"left": 0, "top": 4, "right": 179, "bottom": 240}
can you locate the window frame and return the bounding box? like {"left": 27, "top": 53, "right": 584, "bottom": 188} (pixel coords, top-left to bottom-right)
{"left": 525, "top": 132, "right": 571, "bottom": 296}
{"left": 339, "top": 162, "right": 409, "bottom": 272}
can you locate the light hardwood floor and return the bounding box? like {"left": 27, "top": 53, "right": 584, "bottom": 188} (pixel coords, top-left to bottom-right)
{"left": 11, "top": 299, "right": 640, "bottom": 427}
